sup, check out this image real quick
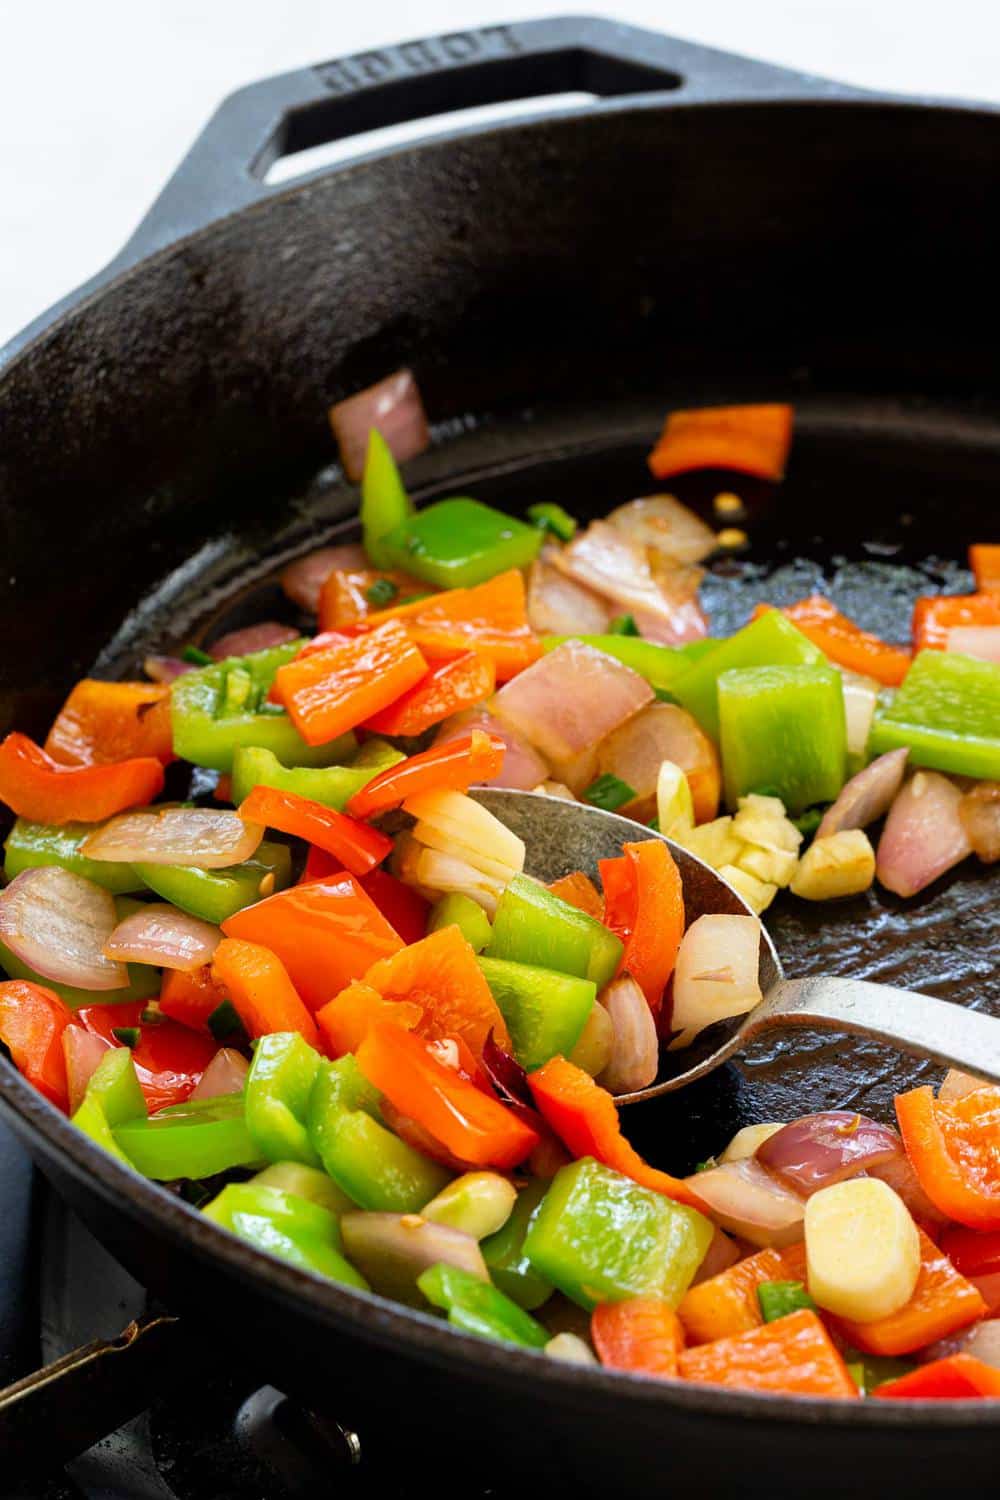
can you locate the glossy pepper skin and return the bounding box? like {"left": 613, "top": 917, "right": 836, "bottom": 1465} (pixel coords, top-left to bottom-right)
{"left": 203, "top": 1182, "right": 369, "bottom": 1290}
{"left": 134, "top": 840, "right": 291, "bottom": 924}
{"left": 485, "top": 874, "right": 622, "bottom": 992}
{"left": 230, "top": 744, "right": 401, "bottom": 812}
{"left": 542, "top": 634, "right": 715, "bottom": 696}
{"left": 0, "top": 733, "right": 165, "bottom": 826}
{"left": 272, "top": 622, "right": 428, "bottom": 748}
{"left": 72, "top": 1046, "right": 146, "bottom": 1163}
{"left": 481, "top": 1177, "right": 553, "bottom": 1311}
{"left": 239, "top": 785, "right": 391, "bottom": 878}
{"left": 670, "top": 611, "right": 825, "bottom": 741}
{"left": 416, "top": 1262, "right": 549, "bottom": 1348}
{"left": 245, "top": 1031, "right": 322, "bottom": 1167}
{"left": 870, "top": 649, "right": 1000, "bottom": 779}
{"left": 113, "top": 1094, "right": 263, "bottom": 1179}
{"left": 4, "top": 818, "right": 144, "bottom": 894}
{"left": 0, "top": 980, "right": 71, "bottom": 1109}
{"left": 360, "top": 429, "right": 414, "bottom": 569}
{"left": 477, "top": 957, "right": 594, "bottom": 1072}
{"left": 378, "top": 498, "right": 542, "bottom": 591}
{"left": 717, "top": 663, "right": 847, "bottom": 813}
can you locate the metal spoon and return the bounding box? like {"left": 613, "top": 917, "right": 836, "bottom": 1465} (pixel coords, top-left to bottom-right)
{"left": 472, "top": 788, "right": 1000, "bottom": 1103}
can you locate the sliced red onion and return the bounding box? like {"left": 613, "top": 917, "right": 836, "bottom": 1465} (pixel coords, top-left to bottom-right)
{"left": 190, "top": 1047, "right": 249, "bottom": 1100}
{"left": 867, "top": 1150, "right": 949, "bottom": 1227}
{"left": 683, "top": 1157, "right": 806, "bottom": 1248}
{"left": 597, "top": 976, "right": 659, "bottom": 1095}
{"left": 0, "top": 868, "right": 127, "bottom": 991}
{"left": 481, "top": 1031, "right": 550, "bottom": 1138}
{"left": 597, "top": 702, "right": 719, "bottom": 824}
{"left": 340, "top": 1211, "right": 487, "bottom": 1306}
{"left": 959, "top": 781, "right": 1000, "bottom": 863}
{"left": 328, "top": 369, "right": 430, "bottom": 483}
{"left": 208, "top": 622, "right": 299, "bottom": 661}
{"left": 946, "top": 626, "right": 1000, "bottom": 663}
{"left": 817, "top": 748, "right": 909, "bottom": 839}
{"left": 63, "top": 1024, "right": 111, "bottom": 1114}
{"left": 433, "top": 707, "right": 549, "bottom": 791}
{"left": 103, "top": 903, "right": 221, "bottom": 972}
{"left": 552, "top": 521, "right": 707, "bottom": 644}
{"left": 756, "top": 1111, "right": 902, "bottom": 1195}
{"left": 669, "top": 914, "right": 762, "bottom": 1049}
{"left": 876, "top": 771, "right": 972, "bottom": 897}
{"left": 526, "top": 553, "right": 612, "bottom": 636}
{"left": 280, "top": 544, "right": 368, "bottom": 613}
{"left": 82, "top": 808, "right": 264, "bottom": 868}
{"left": 690, "top": 1225, "right": 741, "bottom": 1286}
{"left": 607, "top": 495, "right": 718, "bottom": 566}
{"left": 143, "top": 655, "right": 192, "bottom": 684}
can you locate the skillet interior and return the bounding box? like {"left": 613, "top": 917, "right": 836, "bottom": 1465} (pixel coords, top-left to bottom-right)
{"left": 1, "top": 80, "right": 1000, "bottom": 1490}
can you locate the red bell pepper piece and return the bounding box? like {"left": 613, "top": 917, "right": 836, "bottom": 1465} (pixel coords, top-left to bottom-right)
{"left": 299, "top": 851, "right": 429, "bottom": 944}
{"left": 221, "top": 876, "right": 403, "bottom": 1011}
{"left": 599, "top": 840, "right": 684, "bottom": 1017}
{"left": 345, "top": 731, "right": 504, "bottom": 820}
{"left": 211, "top": 938, "right": 320, "bottom": 1048}
{"left": 648, "top": 404, "right": 793, "bottom": 482}
{"left": 677, "top": 1309, "right": 858, "bottom": 1399}
{"left": 911, "top": 593, "right": 1000, "bottom": 651}
{"left": 356, "top": 1023, "right": 538, "bottom": 1170}
{"left": 359, "top": 569, "right": 541, "bottom": 682}
{"left": 0, "top": 732, "right": 165, "bottom": 825}
{"left": 360, "top": 923, "right": 511, "bottom": 1060}
{"left": 939, "top": 1225, "right": 1000, "bottom": 1279}
{"left": 239, "top": 784, "right": 391, "bottom": 877}
{"left": 874, "top": 1354, "right": 1000, "bottom": 1400}
{"left": 896, "top": 1083, "right": 1000, "bottom": 1230}
{"left": 362, "top": 652, "right": 496, "bottom": 737}
{"left": 970, "top": 544, "right": 1000, "bottom": 593}
{"left": 592, "top": 1297, "right": 686, "bottom": 1379}
{"left": 272, "top": 619, "right": 428, "bottom": 746}
{"left": 0, "top": 980, "right": 71, "bottom": 1109}
{"left": 527, "top": 1056, "right": 705, "bottom": 1210}
{"left": 159, "top": 965, "right": 229, "bottom": 1034}
{"left": 751, "top": 598, "right": 911, "bottom": 687}
{"left": 78, "top": 1001, "right": 216, "bottom": 1113}
{"left": 44, "top": 680, "right": 174, "bottom": 767}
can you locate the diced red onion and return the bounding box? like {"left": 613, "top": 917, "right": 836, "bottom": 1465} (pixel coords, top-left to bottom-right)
{"left": 143, "top": 655, "right": 192, "bottom": 684}
{"left": 876, "top": 771, "right": 972, "bottom": 897}
{"left": 328, "top": 368, "right": 430, "bottom": 484}
{"left": 0, "top": 868, "right": 127, "bottom": 991}
{"left": 690, "top": 1225, "right": 741, "bottom": 1286}
{"left": 63, "top": 1024, "right": 111, "bottom": 1113}
{"left": 552, "top": 521, "right": 707, "bottom": 644}
{"left": 481, "top": 1032, "right": 550, "bottom": 1138}
{"left": 597, "top": 701, "right": 719, "bottom": 824}
{"left": 946, "top": 626, "right": 1000, "bottom": 663}
{"left": 280, "top": 544, "right": 368, "bottom": 613}
{"left": 341, "top": 1211, "right": 487, "bottom": 1305}
{"left": 597, "top": 976, "right": 659, "bottom": 1095}
{"left": 817, "top": 748, "right": 909, "bottom": 839}
{"left": 669, "top": 914, "right": 762, "bottom": 1049}
{"left": 433, "top": 708, "right": 549, "bottom": 791}
{"left": 208, "top": 622, "right": 299, "bottom": 661}
{"left": 103, "top": 903, "right": 221, "bottom": 972}
{"left": 607, "top": 495, "right": 718, "bottom": 566}
{"left": 756, "top": 1111, "right": 902, "bottom": 1195}
{"left": 190, "top": 1047, "right": 249, "bottom": 1099}
{"left": 925, "top": 1317, "right": 1000, "bottom": 1368}
{"left": 683, "top": 1157, "right": 806, "bottom": 1248}
{"left": 526, "top": 553, "right": 612, "bottom": 636}
{"left": 959, "top": 781, "right": 1000, "bottom": 863}
{"left": 492, "top": 639, "right": 653, "bottom": 791}
{"left": 83, "top": 808, "right": 264, "bottom": 868}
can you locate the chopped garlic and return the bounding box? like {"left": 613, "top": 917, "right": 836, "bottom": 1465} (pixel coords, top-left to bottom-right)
{"left": 533, "top": 780, "right": 576, "bottom": 800}
{"left": 717, "top": 863, "right": 779, "bottom": 915}
{"left": 656, "top": 759, "right": 695, "bottom": 839}
{"left": 676, "top": 816, "right": 746, "bottom": 870}
{"left": 805, "top": 1178, "right": 921, "bottom": 1323}
{"left": 790, "top": 829, "right": 875, "bottom": 901}
{"left": 545, "top": 1332, "right": 597, "bottom": 1366}
{"left": 732, "top": 795, "right": 803, "bottom": 854}
{"left": 736, "top": 843, "right": 799, "bottom": 888}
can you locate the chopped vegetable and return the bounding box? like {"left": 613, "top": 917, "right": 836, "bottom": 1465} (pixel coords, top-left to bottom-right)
{"left": 103, "top": 902, "right": 220, "bottom": 972}
{"left": 421, "top": 1172, "right": 517, "bottom": 1240}
{"left": 4, "top": 818, "right": 144, "bottom": 894}
{"left": 582, "top": 773, "right": 635, "bottom": 812}
{"left": 527, "top": 502, "right": 578, "bottom": 542}
{"left": 346, "top": 732, "right": 505, "bottom": 820}
{"left": 648, "top": 404, "right": 793, "bottom": 482}
{"left": 912, "top": 592, "right": 1000, "bottom": 651}
{"left": 341, "top": 1211, "right": 488, "bottom": 1305}
{"left": 229, "top": 744, "right": 398, "bottom": 812}
{"left": 550, "top": 521, "right": 708, "bottom": 646}
{"left": 876, "top": 770, "right": 972, "bottom": 897}
{"left": 329, "top": 368, "right": 429, "bottom": 483}
{"left": 873, "top": 1353, "right": 1000, "bottom": 1399}
{"left": 678, "top": 1308, "right": 858, "bottom": 1398}
{"left": 83, "top": 807, "right": 263, "bottom": 869}
{"left": 960, "top": 781, "right": 1000, "bottom": 863}
{"left": 0, "top": 867, "right": 126, "bottom": 993}
{"left": 427, "top": 893, "right": 492, "bottom": 953}
{"left": 756, "top": 1111, "right": 902, "bottom": 1195}
{"left": 316, "top": 981, "right": 421, "bottom": 1057}
{"left": 362, "top": 569, "right": 540, "bottom": 682}
{"left": 607, "top": 494, "right": 719, "bottom": 566}
{"left": 0, "top": 733, "right": 165, "bottom": 826}
{"left": 239, "top": 785, "right": 390, "bottom": 878}
{"left": 597, "top": 976, "right": 658, "bottom": 1095}
{"left": 281, "top": 544, "right": 368, "bottom": 614}
{"left": 753, "top": 598, "right": 911, "bottom": 686}
{"left": 669, "top": 913, "right": 762, "bottom": 1049}
{"left": 599, "top": 839, "right": 684, "bottom": 1016}
{"left": 816, "top": 748, "right": 909, "bottom": 839}
{"left": 0, "top": 980, "right": 70, "bottom": 1108}
{"left": 45, "top": 680, "right": 174, "bottom": 766}
{"left": 134, "top": 841, "right": 291, "bottom": 925}
{"left": 591, "top": 1297, "right": 685, "bottom": 1378}
{"left": 378, "top": 497, "right": 542, "bottom": 590}
{"left": 789, "top": 829, "right": 876, "bottom": 900}
{"left": 478, "top": 956, "right": 595, "bottom": 1072}
{"left": 273, "top": 620, "right": 428, "bottom": 747}
{"left": 804, "top": 1177, "right": 921, "bottom": 1322}
{"left": 115, "top": 1094, "right": 261, "bottom": 1179}
{"left": 486, "top": 874, "right": 622, "bottom": 992}
{"left": 655, "top": 760, "right": 696, "bottom": 839}
{"left": 970, "top": 543, "right": 1000, "bottom": 593}
{"left": 205, "top": 1181, "right": 368, "bottom": 1288}
{"left": 670, "top": 612, "right": 825, "bottom": 741}
{"left": 481, "top": 1177, "right": 553, "bottom": 1310}
{"left": 869, "top": 649, "right": 1000, "bottom": 779}
{"left": 718, "top": 664, "right": 846, "bottom": 814}
{"left": 72, "top": 1046, "right": 146, "bottom": 1162}
{"left": 678, "top": 1247, "right": 790, "bottom": 1343}
{"left": 244, "top": 1031, "right": 322, "bottom": 1165}
{"left": 361, "top": 924, "right": 511, "bottom": 1061}
{"left": 211, "top": 938, "right": 320, "bottom": 1046}
{"left": 362, "top": 651, "right": 495, "bottom": 737}
{"left": 417, "top": 1262, "right": 549, "bottom": 1348}
{"left": 896, "top": 1083, "right": 1000, "bottom": 1230}
{"left": 680, "top": 1158, "right": 805, "bottom": 1248}
{"left": 360, "top": 428, "right": 414, "bottom": 566}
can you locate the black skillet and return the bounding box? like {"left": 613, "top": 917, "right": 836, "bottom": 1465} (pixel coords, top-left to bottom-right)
{"left": 0, "top": 17, "right": 998, "bottom": 1494}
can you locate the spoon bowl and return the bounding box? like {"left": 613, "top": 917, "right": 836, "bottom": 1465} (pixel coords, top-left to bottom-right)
{"left": 472, "top": 788, "right": 1000, "bottom": 1103}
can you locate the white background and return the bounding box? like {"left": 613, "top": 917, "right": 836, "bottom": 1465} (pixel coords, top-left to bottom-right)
{"left": 2, "top": 0, "right": 1000, "bottom": 347}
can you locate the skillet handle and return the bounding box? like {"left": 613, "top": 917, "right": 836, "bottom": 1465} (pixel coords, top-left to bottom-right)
{"left": 115, "top": 15, "right": 856, "bottom": 268}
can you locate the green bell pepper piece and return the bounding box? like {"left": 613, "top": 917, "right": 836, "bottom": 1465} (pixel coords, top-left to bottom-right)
{"left": 4, "top": 819, "right": 143, "bottom": 893}
{"left": 428, "top": 893, "right": 492, "bottom": 953}
{"left": 869, "top": 649, "right": 1000, "bottom": 778}
{"left": 113, "top": 1094, "right": 263, "bottom": 1180}
{"left": 718, "top": 663, "right": 847, "bottom": 813}
{"left": 203, "top": 1182, "right": 369, "bottom": 1289}
{"left": 245, "top": 1032, "right": 322, "bottom": 1167}
{"left": 481, "top": 1177, "right": 553, "bottom": 1310}
{"left": 134, "top": 840, "right": 291, "bottom": 924}
{"left": 350, "top": 737, "right": 408, "bottom": 771}
{"left": 844, "top": 1351, "right": 916, "bottom": 1394}
{"left": 527, "top": 502, "right": 577, "bottom": 542}
{"left": 231, "top": 745, "right": 382, "bottom": 812}
{"left": 72, "top": 1046, "right": 147, "bottom": 1163}
{"left": 757, "top": 1280, "right": 816, "bottom": 1323}
{"left": 379, "top": 498, "right": 542, "bottom": 590}
{"left": 485, "top": 875, "right": 622, "bottom": 991}
{"left": 417, "top": 1262, "right": 549, "bottom": 1348}
{"left": 670, "top": 612, "right": 827, "bottom": 740}
{"left": 523, "top": 1157, "right": 713, "bottom": 1310}
{"left": 171, "top": 641, "right": 357, "bottom": 772}
{"left": 477, "top": 956, "right": 594, "bottom": 1072}
{"left": 0, "top": 895, "right": 159, "bottom": 1008}
{"left": 361, "top": 430, "right": 414, "bottom": 568}
{"left": 307, "top": 1056, "right": 450, "bottom": 1212}
{"left": 542, "top": 634, "right": 716, "bottom": 697}
{"left": 582, "top": 773, "right": 636, "bottom": 813}
{"left": 251, "top": 1161, "right": 356, "bottom": 1217}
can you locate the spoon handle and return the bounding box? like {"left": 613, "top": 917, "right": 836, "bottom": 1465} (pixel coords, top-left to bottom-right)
{"left": 758, "top": 976, "right": 1000, "bottom": 1086}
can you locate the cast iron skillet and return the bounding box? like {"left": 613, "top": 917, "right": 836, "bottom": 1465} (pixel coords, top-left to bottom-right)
{"left": 1, "top": 17, "right": 999, "bottom": 1494}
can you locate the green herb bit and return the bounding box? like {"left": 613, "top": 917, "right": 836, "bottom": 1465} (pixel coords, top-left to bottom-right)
{"left": 364, "top": 577, "right": 399, "bottom": 606}
{"left": 207, "top": 1000, "right": 247, "bottom": 1044}
{"left": 140, "top": 1003, "right": 165, "bottom": 1026}
{"left": 608, "top": 614, "right": 639, "bottom": 637}
{"left": 111, "top": 1026, "right": 141, "bottom": 1048}
{"left": 694, "top": 1157, "right": 717, "bottom": 1174}
{"left": 182, "top": 645, "right": 214, "bottom": 666}
{"left": 792, "top": 806, "right": 827, "bottom": 839}
{"left": 757, "top": 1280, "right": 816, "bottom": 1323}
{"left": 526, "top": 503, "right": 577, "bottom": 542}
{"left": 582, "top": 774, "right": 636, "bottom": 813}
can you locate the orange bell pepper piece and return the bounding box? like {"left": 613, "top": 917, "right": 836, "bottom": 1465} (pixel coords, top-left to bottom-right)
{"left": 912, "top": 593, "right": 1000, "bottom": 651}
{"left": 45, "top": 680, "right": 174, "bottom": 767}
{"left": 298, "top": 852, "right": 429, "bottom": 945}
{"left": 677, "top": 1308, "right": 858, "bottom": 1398}
{"left": 362, "top": 652, "right": 496, "bottom": 737}
{"left": 751, "top": 598, "right": 911, "bottom": 687}
{"left": 0, "top": 980, "right": 71, "bottom": 1109}
{"left": 239, "top": 784, "right": 391, "bottom": 877}
{"left": 527, "top": 1056, "right": 704, "bottom": 1210}
{"left": 873, "top": 1353, "right": 1000, "bottom": 1400}
{"left": 361, "top": 570, "right": 541, "bottom": 682}
{"left": 970, "top": 544, "right": 1000, "bottom": 593}
{"left": 315, "top": 981, "right": 423, "bottom": 1057}
{"left": 896, "top": 1084, "right": 1000, "bottom": 1231}
{"left": 648, "top": 404, "right": 793, "bottom": 482}
{"left": 211, "top": 938, "right": 320, "bottom": 1047}
{"left": 345, "top": 731, "right": 505, "bottom": 820}
{"left": 677, "top": 1248, "right": 790, "bottom": 1345}
{"left": 356, "top": 1023, "right": 538, "bottom": 1169}
{"left": 546, "top": 870, "right": 604, "bottom": 921}
{"left": 360, "top": 924, "right": 511, "bottom": 1060}
{"left": 317, "top": 568, "right": 428, "bottom": 632}
{"left": 0, "top": 732, "right": 165, "bottom": 825}
{"left": 599, "top": 840, "right": 684, "bottom": 1017}
{"left": 159, "top": 965, "right": 229, "bottom": 1034}
{"left": 221, "top": 875, "right": 403, "bottom": 1011}
{"left": 273, "top": 619, "right": 428, "bottom": 746}
{"left": 591, "top": 1297, "right": 686, "bottom": 1379}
